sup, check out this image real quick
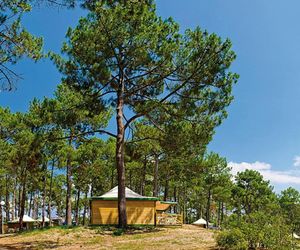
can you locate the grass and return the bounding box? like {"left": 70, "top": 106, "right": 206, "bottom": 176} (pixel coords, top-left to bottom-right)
{"left": 18, "top": 225, "right": 83, "bottom": 236}
{"left": 0, "top": 225, "right": 217, "bottom": 250}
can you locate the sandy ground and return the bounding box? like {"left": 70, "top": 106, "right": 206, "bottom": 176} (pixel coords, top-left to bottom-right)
{"left": 0, "top": 225, "right": 217, "bottom": 250}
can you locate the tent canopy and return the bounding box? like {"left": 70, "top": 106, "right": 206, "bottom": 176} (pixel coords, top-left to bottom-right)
{"left": 9, "top": 215, "right": 36, "bottom": 223}
{"left": 193, "top": 218, "right": 211, "bottom": 225}
{"left": 91, "top": 186, "right": 158, "bottom": 201}
{"left": 293, "top": 233, "right": 300, "bottom": 239}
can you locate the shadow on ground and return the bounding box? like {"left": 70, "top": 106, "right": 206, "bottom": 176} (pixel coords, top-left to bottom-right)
{"left": 0, "top": 240, "right": 62, "bottom": 250}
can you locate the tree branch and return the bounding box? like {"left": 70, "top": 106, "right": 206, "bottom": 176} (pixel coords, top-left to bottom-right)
{"left": 53, "top": 129, "right": 117, "bottom": 140}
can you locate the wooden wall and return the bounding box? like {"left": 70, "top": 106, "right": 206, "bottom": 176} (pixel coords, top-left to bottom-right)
{"left": 91, "top": 200, "right": 156, "bottom": 225}
{"left": 156, "top": 201, "right": 171, "bottom": 211}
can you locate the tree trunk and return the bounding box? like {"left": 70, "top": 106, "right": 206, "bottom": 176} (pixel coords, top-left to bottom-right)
{"left": 14, "top": 179, "right": 18, "bottom": 219}
{"left": 221, "top": 202, "right": 224, "bottom": 224}
{"left": 129, "top": 170, "right": 132, "bottom": 189}
{"left": 33, "top": 193, "right": 39, "bottom": 219}
{"left": 173, "top": 184, "right": 177, "bottom": 214}
{"left": 140, "top": 156, "right": 147, "bottom": 196}
{"left": 164, "top": 179, "right": 169, "bottom": 201}
{"left": 75, "top": 189, "right": 80, "bottom": 225}
{"left": 217, "top": 201, "right": 221, "bottom": 227}
{"left": 185, "top": 187, "right": 188, "bottom": 223}
{"left": 17, "top": 183, "right": 21, "bottom": 217}
{"left": 19, "top": 167, "right": 27, "bottom": 230}
{"left": 28, "top": 192, "right": 33, "bottom": 217}
{"left": 65, "top": 135, "right": 73, "bottom": 226}
{"left": 153, "top": 154, "right": 159, "bottom": 197}
{"left": 5, "top": 174, "right": 10, "bottom": 222}
{"left": 42, "top": 164, "right": 47, "bottom": 228}
{"left": 206, "top": 187, "right": 211, "bottom": 229}
{"left": 0, "top": 197, "right": 3, "bottom": 234}
{"left": 111, "top": 167, "right": 114, "bottom": 189}
{"left": 83, "top": 190, "right": 88, "bottom": 226}
{"left": 11, "top": 181, "right": 17, "bottom": 220}
{"left": 65, "top": 162, "right": 72, "bottom": 226}
{"left": 0, "top": 176, "right": 3, "bottom": 233}
{"left": 116, "top": 83, "right": 127, "bottom": 228}
{"left": 48, "top": 161, "right": 55, "bottom": 227}
{"left": 90, "top": 183, "right": 93, "bottom": 198}
{"left": 183, "top": 185, "right": 187, "bottom": 223}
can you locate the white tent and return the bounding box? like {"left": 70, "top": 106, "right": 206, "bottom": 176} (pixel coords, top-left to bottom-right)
{"left": 100, "top": 186, "right": 155, "bottom": 199}
{"left": 10, "top": 215, "right": 36, "bottom": 223}
{"left": 37, "top": 216, "right": 50, "bottom": 222}
{"left": 293, "top": 233, "right": 300, "bottom": 239}
{"left": 193, "top": 218, "right": 211, "bottom": 226}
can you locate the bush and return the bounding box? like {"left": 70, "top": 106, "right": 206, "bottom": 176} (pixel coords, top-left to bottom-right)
{"left": 94, "top": 225, "right": 115, "bottom": 234}
{"left": 112, "top": 228, "right": 125, "bottom": 236}
{"left": 216, "top": 229, "right": 248, "bottom": 250}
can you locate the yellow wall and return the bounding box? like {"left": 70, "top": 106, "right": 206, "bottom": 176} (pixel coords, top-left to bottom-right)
{"left": 91, "top": 200, "right": 156, "bottom": 225}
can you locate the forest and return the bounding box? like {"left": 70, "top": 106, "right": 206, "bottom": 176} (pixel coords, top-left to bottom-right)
{"left": 1, "top": 1, "right": 300, "bottom": 250}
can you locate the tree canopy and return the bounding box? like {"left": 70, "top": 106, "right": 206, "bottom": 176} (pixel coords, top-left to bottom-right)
{"left": 52, "top": 0, "right": 238, "bottom": 228}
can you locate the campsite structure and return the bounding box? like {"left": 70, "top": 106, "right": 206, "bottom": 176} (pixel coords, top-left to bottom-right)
{"left": 90, "top": 186, "right": 182, "bottom": 226}
{"left": 192, "top": 218, "right": 211, "bottom": 228}
{"left": 293, "top": 233, "right": 300, "bottom": 239}
{"left": 7, "top": 215, "right": 37, "bottom": 232}
{"left": 37, "top": 216, "right": 51, "bottom": 227}
{"left": 52, "top": 216, "right": 63, "bottom": 226}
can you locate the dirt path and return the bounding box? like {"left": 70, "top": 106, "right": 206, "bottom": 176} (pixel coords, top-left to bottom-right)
{"left": 0, "top": 225, "right": 217, "bottom": 250}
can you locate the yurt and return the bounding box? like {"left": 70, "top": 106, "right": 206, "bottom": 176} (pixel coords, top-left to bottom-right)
{"left": 90, "top": 186, "right": 158, "bottom": 225}
{"left": 37, "top": 216, "right": 51, "bottom": 227}
{"left": 52, "top": 216, "right": 63, "bottom": 226}
{"left": 192, "top": 218, "right": 210, "bottom": 228}
{"left": 293, "top": 233, "right": 300, "bottom": 239}
{"left": 8, "top": 215, "right": 36, "bottom": 231}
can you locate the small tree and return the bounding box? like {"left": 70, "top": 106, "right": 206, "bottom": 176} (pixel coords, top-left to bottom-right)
{"left": 232, "top": 169, "right": 275, "bottom": 217}
{"left": 40, "top": 83, "right": 110, "bottom": 225}
{"left": 279, "top": 187, "right": 300, "bottom": 234}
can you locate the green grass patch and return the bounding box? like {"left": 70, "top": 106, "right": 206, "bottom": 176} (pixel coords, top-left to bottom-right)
{"left": 86, "top": 236, "right": 103, "bottom": 245}
{"left": 17, "top": 226, "right": 55, "bottom": 236}
{"left": 17, "top": 225, "right": 84, "bottom": 236}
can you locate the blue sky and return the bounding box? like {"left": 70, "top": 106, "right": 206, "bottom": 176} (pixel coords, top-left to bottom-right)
{"left": 1, "top": 1, "right": 300, "bottom": 191}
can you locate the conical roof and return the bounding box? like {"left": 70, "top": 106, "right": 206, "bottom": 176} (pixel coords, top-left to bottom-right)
{"left": 92, "top": 186, "right": 158, "bottom": 201}
{"left": 10, "top": 215, "right": 36, "bottom": 223}
{"left": 193, "top": 218, "right": 210, "bottom": 225}
{"left": 293, "top": 233, "right": 300, "bottom": 239}
{"left": 100, "top": 186, "right": 144, "bottom": 199}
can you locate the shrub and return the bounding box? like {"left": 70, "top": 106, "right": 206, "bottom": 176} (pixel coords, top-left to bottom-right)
{"left": 112, "top": 228, "right": 125, "bottom": 236}
{"left": 216, "top": 228, "right": 248, "bottom": 250}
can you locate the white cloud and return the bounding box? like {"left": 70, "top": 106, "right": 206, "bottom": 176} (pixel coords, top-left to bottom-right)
{"left": 228, "top": 161, "right": 300, "bottom": 185}
{"left": 293, "top": 156, "right": 300, "bottom": 167}
{"left": 229, "top": 161, "right": 271, "bottom": 175}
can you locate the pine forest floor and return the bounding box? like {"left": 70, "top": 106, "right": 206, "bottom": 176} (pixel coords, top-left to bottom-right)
{"left": 0, "top": 224, "right": 217, "bottom": 250}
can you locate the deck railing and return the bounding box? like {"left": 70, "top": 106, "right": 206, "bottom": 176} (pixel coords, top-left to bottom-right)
{"left": 156, "top": 212, "right": 183, "bottom": 226}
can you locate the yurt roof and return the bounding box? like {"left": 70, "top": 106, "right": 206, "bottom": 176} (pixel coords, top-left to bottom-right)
{"left": 91, "top": 186, "right": 158, "bottom": 201}
{"left": 293, "top": 233, "right": 300, "bottom": 239}
{"left": 52, "top": 216, "right": 63, "bottom": 220}
{"left": 193, "top": 218, "right": 211, "bottom": 225}
{"left": 9, "top": 215, "right": 36, "bottom": 223}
